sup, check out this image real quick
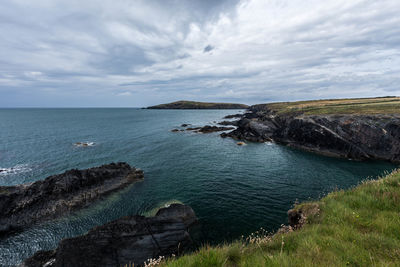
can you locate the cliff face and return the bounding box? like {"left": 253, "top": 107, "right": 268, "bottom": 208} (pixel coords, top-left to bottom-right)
{"left": 0, "top": 162, "right": 144, "bottom": 236}
{"left": 21, "top": 204, "right": 197, "bottom": 267}
{"left": 224, "top": 106, "right": 400, "bottom": 163}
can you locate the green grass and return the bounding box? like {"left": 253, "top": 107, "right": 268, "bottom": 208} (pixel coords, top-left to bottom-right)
{"left": 162, "top": 169, "right": 400, "bottom": 266}
{"left": 147, "top": 101, "right": 249, "bottom": 109}
{"left": 253, "top": 97, "right": 400, "bottom": 115}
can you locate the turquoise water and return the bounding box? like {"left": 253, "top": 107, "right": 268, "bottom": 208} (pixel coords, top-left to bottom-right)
{"left": 0, "top": 108, "right": 396, "bottom": 265}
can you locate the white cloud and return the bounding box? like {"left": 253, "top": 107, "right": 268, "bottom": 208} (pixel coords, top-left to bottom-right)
{"left": 0, "top": 0, "right": 399, "bottom": 106}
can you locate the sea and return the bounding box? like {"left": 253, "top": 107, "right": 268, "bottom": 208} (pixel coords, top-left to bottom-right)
{"left": 0, "top": 108, "right": 396, "bottom": 266}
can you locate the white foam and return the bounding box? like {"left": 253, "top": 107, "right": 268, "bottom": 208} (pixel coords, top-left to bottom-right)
{"left": 74, "top": 141, "right": 95, "bottom": 147}
{"left": 0, "top": 164, "right": 32, "bottom": 176}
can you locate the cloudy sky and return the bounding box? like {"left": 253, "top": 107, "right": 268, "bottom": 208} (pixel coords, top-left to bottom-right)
{"left": 1, "top": 0, "right": 399, "bottom": 107}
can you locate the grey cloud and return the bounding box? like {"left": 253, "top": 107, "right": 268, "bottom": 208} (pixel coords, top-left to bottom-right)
{"left": 0, "top": 0, "right": 399, "bottom": 107}
{"left": 203, "top": 45, "right": 214, "bottom": 53}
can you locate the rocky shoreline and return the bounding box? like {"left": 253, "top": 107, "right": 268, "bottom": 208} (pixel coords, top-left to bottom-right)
{"left": 21, "top": 203, "right": 197, "bottom": 267}
{"left": 221, "top": 106, "right": 400, "bottom": 163}
{"left": 0, "top": 162, "right": 144, "bottom": 236}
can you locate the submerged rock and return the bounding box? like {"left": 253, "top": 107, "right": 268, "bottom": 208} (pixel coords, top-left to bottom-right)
{"left": 186, "top": 127, "right": 201, "bottom": 131}
{"left": 74, "top": 142, "right": 95, "bottom": 147}
{"left": 0, "top": 162, "right": 144, "bottom": 237}
{"left": 21, "top": 204, "right": 197, "bottom": 267}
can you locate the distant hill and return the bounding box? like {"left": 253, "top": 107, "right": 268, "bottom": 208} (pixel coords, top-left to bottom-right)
{"left": 147, "top": 101, "right": 249, "bottom": 109}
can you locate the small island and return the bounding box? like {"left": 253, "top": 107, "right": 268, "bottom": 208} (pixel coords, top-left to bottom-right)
{"left": 147, "top": 100, "right": 249, "bottom": 109}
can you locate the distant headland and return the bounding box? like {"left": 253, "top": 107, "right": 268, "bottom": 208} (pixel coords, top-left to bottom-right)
{"left": 147, "top": 100, "right": 249, "bottom": 109}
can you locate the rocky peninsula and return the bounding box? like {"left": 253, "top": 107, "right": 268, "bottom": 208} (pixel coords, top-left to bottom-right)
{"left": 21, "top": 203, "right": 197, "bottom": 267}
{"left": 147, "top": 100, "right": 248, "bottom": 109}
{"left": 0, "top": 162, "right": 144, "bottom": 236}
{"left": 222, "top": 97, "right": 400, "bottom": 163}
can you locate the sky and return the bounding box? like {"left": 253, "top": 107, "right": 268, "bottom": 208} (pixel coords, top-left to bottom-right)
{"left": 0, "top": 0, "right": 399, "bottom": 107}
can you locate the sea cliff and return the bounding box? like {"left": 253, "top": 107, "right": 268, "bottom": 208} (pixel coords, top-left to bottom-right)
{"left": 222, "top": 97, "right": 400, "bottom": 163}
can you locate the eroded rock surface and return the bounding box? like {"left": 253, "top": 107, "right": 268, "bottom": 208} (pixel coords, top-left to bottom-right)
{"left": 21, "top": 204, "right": 197, "bottom": 267}
{"left": 0, "top": 162, "right": 144, "bottom": 236}
{"left": 223, "top": 106, "right": 400, "bottom": 162}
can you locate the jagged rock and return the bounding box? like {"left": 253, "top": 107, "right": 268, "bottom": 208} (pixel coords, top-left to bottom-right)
{"left": 0, "top": 163, "right": 144, "bottom": 237}
{"left": 218, "top": 120, "right": 239, "bottom": 126}
{"left": 187, "top": 125, "right": 234, "bottom": 133}
{"left": 223, "top": 114, "right": 243, "bottom": 119}
{"left": 171, "top": 129, "right": 180, "bottom": 132}
{"left": 21, "top": 204, "right": 197, "bottom": 267}
{"left": 224, "top": 106, "right": 400, "bottom": 162}
{"left": 288, "top": 203, "right": 320, "bottom": 229}
{"left": 181, "top": 124, "right": 190, "bottom": 127}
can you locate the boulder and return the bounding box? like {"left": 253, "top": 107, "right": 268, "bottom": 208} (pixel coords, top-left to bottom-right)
{"left": 21, "top": 204, "right": 197, "bottom": 267}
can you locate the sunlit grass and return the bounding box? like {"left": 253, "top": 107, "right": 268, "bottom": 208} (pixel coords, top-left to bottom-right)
{"left": 253, "top": 96, "right": 400, "bottom": 115}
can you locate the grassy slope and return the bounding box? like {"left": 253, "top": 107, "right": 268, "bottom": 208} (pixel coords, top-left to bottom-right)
{"left": 147, "top": 101, "right": 249, "bottom": 109}
{"left": 162, "top": 169, "right": 400, "bottom": 266}
{"left": 253, "top": 96, "right": 400, "bottom": 115}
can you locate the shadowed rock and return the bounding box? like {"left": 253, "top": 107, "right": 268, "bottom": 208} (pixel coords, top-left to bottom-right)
{"left": 21, "top": 204, "right": 197, "bottom": 267}
{"left": 224, "top": 106, "right": 400, "bottom": 162}
{"left": 0, "top": 162, "right": 144, "bottom": 237}
{"left": 223, "top": 113, "right": 244, "bottom": 119}
{"left": 186, "top": 125, "right": 234, "bottom": 133}
{"left": 218, "top": 120, "right": 239, "bottom": 126}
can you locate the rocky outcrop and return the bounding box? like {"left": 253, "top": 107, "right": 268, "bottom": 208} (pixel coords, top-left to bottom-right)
{"left": 197, "top": 125, "right": 235, "bottom": 133}
{"left": 288, "top": 203, "right": 320, "bottom": 230}
{"left": 223, "top": 107, "right": 400, "bottom": 162}
{"left": 218, "top": 120, "right": 239, "bottom": 126}
{"left": 223, "top": 113, "right": 244, "bottom": 119}
{"left": 0, "top": 162, "right": 144, "bottom": 236}
{"left": 184, "top": 125, "right": 235, "bottom": 133}
{"left": 21, "top": 204, "right": 197, "bottom": 267}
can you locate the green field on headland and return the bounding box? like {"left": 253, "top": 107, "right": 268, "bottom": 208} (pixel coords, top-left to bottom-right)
{"left": 162, "top": 169, "right": 400, "bottom": 266}
{"left": 147, "top": 100, "right": 249, "bottom": 109}
{"left": 253, "top": 96, "right": 400, "bottom": 115}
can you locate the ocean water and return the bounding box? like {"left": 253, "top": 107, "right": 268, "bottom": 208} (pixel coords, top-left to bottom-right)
{"left": 0, "top": 108, "right": 396, "bottom": 265}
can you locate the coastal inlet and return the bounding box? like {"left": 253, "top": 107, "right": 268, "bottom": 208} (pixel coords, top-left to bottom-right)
{"left": 0, "top": 108, "right": 396, "bottom": 266}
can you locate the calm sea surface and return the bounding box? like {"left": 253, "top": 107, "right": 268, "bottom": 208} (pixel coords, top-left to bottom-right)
{"left": 0, "top": 108, "right": 396, "bottom": 265}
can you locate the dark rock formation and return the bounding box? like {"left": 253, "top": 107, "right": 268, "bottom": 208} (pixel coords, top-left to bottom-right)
{"left": 218, "top": 120, "right": 239, "bottom": 126}
{"left": 171, "top": 129, "right": 180, "bottom": 132}
{"left": 223, "top": 113, "right": 244, "bottom": 119}
{"left": 0, "top": 162, "right": 144, "bottom": 236}
{"left": 181, "top": 124, "right": 190, "bottom": 127}
{"left": 198, "top": 125, "right": 235, "bottom": 133}
{"left": 224, "top": 106, "right": 400, "bottom": 162}
{"left": 288, "top": 203, "right": 320, "bottom": 229}
{"left": 21, "top": 204, "right": 197, "bottom": 267}
{"left": 186, "top": 127, "right": 201, "bottom": 131}
{"left": 186, "top": 125, "right": 235, "bottom": 133}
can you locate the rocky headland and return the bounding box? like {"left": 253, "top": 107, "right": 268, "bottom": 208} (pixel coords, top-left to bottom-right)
{"left": 147, "top": 100, "right": 248, "bottom": 109}
{"left": 21, "top": 203, "right": 197, "bottom": 267}
{"left": 0, "top": 162, "right": 144, "bottom": 236}
{"left": 222, "top": 97, "right": 400, "bottom": 163}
